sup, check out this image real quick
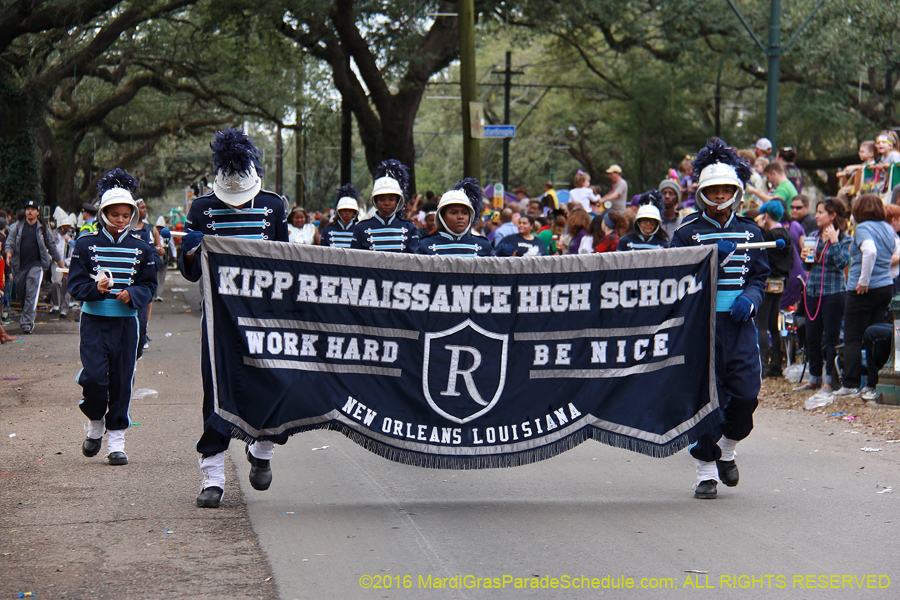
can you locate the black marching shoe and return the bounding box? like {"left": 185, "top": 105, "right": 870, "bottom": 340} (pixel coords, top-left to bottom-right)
{"left": 694, "top": 479, "right": 718, "bottom": 499}
{"left": 82, "top": 437, "right": 102, "bottom": 457}
{"left": 196, "top": 486, "right": 224, "bottom": 508}
{"left": 107, "top": 451, "right": 128, "bottom": 465}
{"left": 716, "top": 459, "right": 739, "bottom": 487}
{"left": 246, "top": 446, "right": 272, "bottom": 491}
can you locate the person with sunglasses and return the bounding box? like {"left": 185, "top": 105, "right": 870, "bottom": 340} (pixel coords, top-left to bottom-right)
{"left": 790, "top": 195, "right": 816, "bottom": 234}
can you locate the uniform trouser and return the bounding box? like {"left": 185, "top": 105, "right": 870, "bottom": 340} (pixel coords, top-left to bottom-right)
{"left": 77, "top": 312, "right": 139, "bottom": 431}
{"left": 156, "top": 262, "right": 167, "bottom": 298}
{"left": 137, "top": 304, "right": 148, "bottom": 358}
{"left": 14, "top": 265, "right": 43, "bottom": 330}
{"left": 690, "top": 314, "right": 761, "bottom": 463}
{"left": 863, "top": 323, "right": 893, "bottom": 388}
{"left": 50, "top": 262, "right": 70, "bottom": 312}
{"left": 196, "top": 321, "right": 232, "bottom": 457}
{"left": 842, "top": 286, "right": 893, "bottom": 389}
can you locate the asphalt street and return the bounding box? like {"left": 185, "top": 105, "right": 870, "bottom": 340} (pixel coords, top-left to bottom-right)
{"left": 234, "top": 411, "right": 897, "bottom": 600}
{"left": 2, "top": 271, "right": 896, "bottom": 600}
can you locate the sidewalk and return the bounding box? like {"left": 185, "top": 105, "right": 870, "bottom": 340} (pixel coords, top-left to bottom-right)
{"left": 0, "top": 273, "right": 276, "bottom": 599}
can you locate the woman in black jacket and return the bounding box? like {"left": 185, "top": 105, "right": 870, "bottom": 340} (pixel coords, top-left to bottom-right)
{"left": 756, "top": 201, "right": 794, "bottom": 377}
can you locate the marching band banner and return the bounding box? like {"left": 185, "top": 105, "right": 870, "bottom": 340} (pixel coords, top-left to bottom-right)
{"left": 200, "top": 237, "right": 721, "bottom": 469}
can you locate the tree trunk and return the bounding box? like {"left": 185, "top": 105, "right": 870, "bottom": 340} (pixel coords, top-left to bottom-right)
{"left": 0, "top": 76, "right": 43, "bottom": 208}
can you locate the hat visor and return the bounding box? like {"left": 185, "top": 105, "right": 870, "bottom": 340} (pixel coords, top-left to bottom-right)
{"left": 697, "top": 176, "right": 742, "bottom": 192}
{"left": 214, "top": 178, "right": 262, "bottom": 207}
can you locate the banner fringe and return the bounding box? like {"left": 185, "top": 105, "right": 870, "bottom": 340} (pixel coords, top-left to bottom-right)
{"left": 211, "top": 410, "right": 723, "bottom": 469}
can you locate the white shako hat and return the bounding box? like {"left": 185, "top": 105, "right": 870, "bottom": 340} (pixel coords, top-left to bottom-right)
{"left": 96, "top": 168, "right": 140, "bottom": 231}
{"left": 436, "top": 177, "right": 483, "bottom": 236}
{"left": 692, "top": 139, "right": 752, "bottom": 211}
{"left": 370, "top": 159, "right": 409, "bottom": 216}
{"left": 334, "top": 183, "right": 362, "bottom": 216}
{"left": 211, "top": 128, "right": 264, "bottom": 208}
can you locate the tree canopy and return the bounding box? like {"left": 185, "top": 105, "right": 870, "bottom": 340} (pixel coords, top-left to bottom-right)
{"left": 0, "top": 0, "right": 896, "bottom": 211}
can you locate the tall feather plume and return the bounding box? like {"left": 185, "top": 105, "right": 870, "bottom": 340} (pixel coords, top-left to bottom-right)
{"left": 335, "top": 183, "right": 361, "bottom": 203}
{"left": 452, "top": 177, "right": 484, "bottom": 216}
{"left": 210, "top": 127, "right": 264, "bottom": 177}
{"left": 638, "top": 190, "right": 664, "bottom": 214}
{"left": 97, "top": 168, "right": 137, "bottom": 195}
{"left": 374, "top": 159, "right": 409, "bottom": 197}
{"left": 692, "top": 139, "right": 752, "bottom": 183}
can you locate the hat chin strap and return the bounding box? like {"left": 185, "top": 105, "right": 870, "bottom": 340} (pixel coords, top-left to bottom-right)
{"left": 436, "top": 208, "right": 472, "bottom": 239}
{"left": 700, "top": 189, "right": 738, "bottom": 212}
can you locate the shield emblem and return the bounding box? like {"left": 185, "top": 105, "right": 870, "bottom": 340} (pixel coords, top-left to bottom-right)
{"left": 422, "top": 319, "right": 509, "bottom": 424}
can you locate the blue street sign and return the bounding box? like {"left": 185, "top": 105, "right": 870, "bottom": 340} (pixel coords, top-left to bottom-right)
{"left": 483, "top": 125, "right": 516, "bottom": 138}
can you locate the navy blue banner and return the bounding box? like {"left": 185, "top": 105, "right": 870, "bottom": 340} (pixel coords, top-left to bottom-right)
{"left": 200, "top": 238, "right": 720, "bottom": 468}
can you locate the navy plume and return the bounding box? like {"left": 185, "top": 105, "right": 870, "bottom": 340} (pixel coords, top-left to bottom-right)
{"left": 374, "top": 159, "right": 409, "bottom": 197}
{"left": 452, "top": 177, "right": 484, "bottom": 216}
{"left": 692, "top": 139, "right": 752, "bottom": 183}
{"left": 211, "top": 127, "right": 264, "bottom": 177}
{"left": 97, "top": 168, "right": 137, "bottom": 195}
{"left": 335, "top": 183, "right": 361, "bottom": 203}
{"left": 638, "top": 190, "right": 664, "bottom": 214}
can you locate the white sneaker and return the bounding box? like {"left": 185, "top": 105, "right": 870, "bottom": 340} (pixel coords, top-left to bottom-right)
{"left": 832, "top": 386, "right": 861, "bottom": 398}
{"left": 860, "top": 387, "right": 878, "bottom": 402}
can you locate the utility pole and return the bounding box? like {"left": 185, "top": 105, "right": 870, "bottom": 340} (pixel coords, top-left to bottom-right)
{"left": 458, "top": 0, "right": 480, "bottom": 182}
{"left": 295, "top": 108, "right": 305, "bottom": 208}
{"left": 493, "top": 51, "right": 524, "bottom": 192}
{"left": 725, "top": 0, "right": 824, "bottom": 148}
{"left": 275, "top": 123, "right": 283, "bottom": 195}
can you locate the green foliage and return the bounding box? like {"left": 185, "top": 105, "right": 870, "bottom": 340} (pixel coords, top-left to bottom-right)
{"left": 0, "top": 74, "right": 41, "bottom": 209}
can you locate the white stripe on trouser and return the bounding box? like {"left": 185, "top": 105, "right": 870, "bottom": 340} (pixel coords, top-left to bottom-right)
{"left": 29, "top": 267, "right": 43, "bottom": 316}
{"left": 85, "top": 418, "right": 105, "bottom": 439}
{"left": 695, "top": 459, "right": 720, "bottom": 486}
{"left": 199, "top": 452, "right": 226, "bottom": 489}
{"left": 107, "top": 429, "right": 125, "bottom": 454}
{"left": 17, "top": 266, "right": 43, "bottom": 328}
{"left": 249, "top": 440, "right": 275, "bottom": 461}
{"left": 50, "top": 262, "right": 70, "bottom": 311}
{"left": 717, "top": 436, "right": 738, "bottom": 462}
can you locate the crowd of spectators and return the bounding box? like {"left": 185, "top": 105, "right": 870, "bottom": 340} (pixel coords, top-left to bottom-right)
{"left": 4, "top": 131, "right": 900, "bottom": 406}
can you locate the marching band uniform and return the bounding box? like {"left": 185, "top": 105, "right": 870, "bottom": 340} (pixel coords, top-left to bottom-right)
{"left": 417, "top": 178, "right": 492, "bottom": 257}
{"left": 669, "top": 140, "right": 770, "bottom": 500}
{"left": 68, "top": 169, "right": 157, "bottom": 466}
{"left": 617, "top": 231, "right": 668, "bottom": 251}
{"left": 321, "top": 184, "right": 361, "bottom": 248}
{"left": 321, "top": 220, "right": 357, "bottom": 248}
{"left": 351, "top": 160, "right": 419, "bottom": 253}
{"left": 351, "top": 214, "right": 419, "bottom": 252}
{"left": 178, "top": 128, "right": 289, "bottom": 508}
{"left": 417, "top": 231, "right": 493, "bottom": 257}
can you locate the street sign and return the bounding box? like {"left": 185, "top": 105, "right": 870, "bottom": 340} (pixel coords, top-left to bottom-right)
{"left": 493, "top": 183, "right": 504, "bottom": 210}
{"left": 469, "top": 102, "right": 484, "bottom": 139}
{"left": 484, "top": 125, "right": 516, "bottom": 138}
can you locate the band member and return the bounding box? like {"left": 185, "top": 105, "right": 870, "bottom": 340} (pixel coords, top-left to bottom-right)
{"left": 321, "top": 184, "right": 361, "bottom": 248}
{"left": 179, "top": 128, "right": 289, "bottom": 508}
{"left": 670, "top": 139, "right": 770, "bottom": 500}
{"left": 351, "top": 160, "right": 419, "bottom": 253}
{"left": 418, "top": 178, "right": 492, "bottom": 257}
{"left": 618, "top": 191, "right": 669, "bottom": 251}
{"left": 68, "top": 169, "right": 157, "bottom": 466}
